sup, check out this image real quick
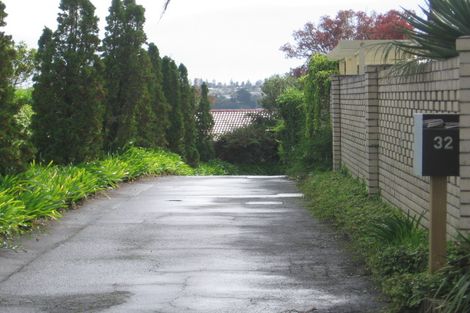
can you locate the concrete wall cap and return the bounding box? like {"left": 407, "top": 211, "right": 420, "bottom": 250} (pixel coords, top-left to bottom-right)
{"left": 457, "top": 36, "right": 470, "bottom": 52}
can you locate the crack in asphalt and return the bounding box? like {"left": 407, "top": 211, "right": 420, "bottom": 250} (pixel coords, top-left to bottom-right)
{"left": 168, "top": 276, "right": 192, "bottom": 311}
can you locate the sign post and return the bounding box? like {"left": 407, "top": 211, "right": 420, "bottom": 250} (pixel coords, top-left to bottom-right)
{"left": 413, "top": 114, "right": 459, "bottom": 273}
{"left": 429, "top": 176, "right": 447, "bottom": 272}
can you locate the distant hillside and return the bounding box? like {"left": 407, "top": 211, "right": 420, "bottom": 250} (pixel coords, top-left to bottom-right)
{"left": 194, "top": 79, "right": 263, "bottom": 109}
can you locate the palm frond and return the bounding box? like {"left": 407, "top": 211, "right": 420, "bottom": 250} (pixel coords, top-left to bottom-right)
{"left": 374, "top": 42, "right": 431, "bottom": 77}
{"left": 395, "top": 0, "right": 470, "bottom": 60}
{"left": 159, "top": 0, "right": 171, "bottom": 20}
{"left": 387, "top": 58, "right": 432, "bottom": 79}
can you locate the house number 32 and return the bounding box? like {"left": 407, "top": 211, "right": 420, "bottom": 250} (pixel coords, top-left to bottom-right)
{"left": 433, "top": 136, "right": 453, "bottom": 150}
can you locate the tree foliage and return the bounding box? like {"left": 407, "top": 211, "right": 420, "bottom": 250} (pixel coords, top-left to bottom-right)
{"left": 14, "top": 89, "right": 33, "bottom": 135}
{"left": 281, "top": 10, "right": 411, "bottom": 59}
{"left": 3, "top": 0, "right": 217, "bottom": 170}
{"left": 179, "top": 64, "right": 200, "bottom": 166}
{"left": 102, "top": 0, "right": 148, "bottom": 151}
{"left": 162, "top": 56, "right": 185, "bottom": 155}
{"left": 301, "top": 55, "right": 337, "bottom": 169}
{"left": 212, "top": 87, "right": 259, "bottom": 109}
{"left": 147, "top": 43, "right": 170, "bottom": 148}
{"left": 269, "top": 54, "right": 336, "bottom": 171}
{"left": 275, "top": 88, "right": 305, "bottom": 164}
{"left": 0, "top": 1, "right": 32, "bottom": 174}
{"left": 196, "top": 83, "right": 215, "bottom": 161}
{"left": 31, "top": 28, "right": 56, "bottom": 162}
{"left": 260, "top": 74, "right": 299, "bottom": 111}
{"left": 215, "top": 116, "right": 278, "bottom": 165}
{"left": 11, "top": 42, "right": 36, "bottom": 88}
{"left": 32, "top": 0, "right": 104, "bottom": 164}
{"left": 304, "top": 54, "right": 337, "bottom": 138}
{"left": 133, "top": 49, "right": 156, "bottom": 148}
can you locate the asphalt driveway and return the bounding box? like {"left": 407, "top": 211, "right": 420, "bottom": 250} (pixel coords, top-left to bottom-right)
{"left": 0, "top": 176, "right": 384, "bottom": 313}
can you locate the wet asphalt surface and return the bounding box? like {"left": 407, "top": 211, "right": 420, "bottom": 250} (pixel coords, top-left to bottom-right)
{"left": 0, "top": 176, "right": 385, "bottom": 313}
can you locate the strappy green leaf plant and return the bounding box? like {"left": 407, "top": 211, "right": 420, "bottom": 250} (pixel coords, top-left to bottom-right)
{"left": 435, "top": 234, "right": 470, "bottom": 313}
{"left": 396, "top": 0, "right": 470, "bottom": 60}
{"left": 368, "top": 211, "right": 426, "bottom": 247}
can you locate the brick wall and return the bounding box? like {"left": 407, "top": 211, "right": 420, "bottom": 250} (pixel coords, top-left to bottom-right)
{"left": 338, "top": 75, "right": 367, "bottom": 181}
{"left": 331, "top": 37, "right": 470, "bottom": 234}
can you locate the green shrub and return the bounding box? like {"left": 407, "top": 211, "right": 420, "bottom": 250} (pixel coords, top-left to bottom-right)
{"left": 195, "top": 159, "right": 239, "bottom": 176}
{"left": 270, "top": 54, "right": 336, "bottom": 175}
{"left": 234, "top": 163, "right": 283, "bottom": 175}
{"left": 383, "top": 272, "right": 442, "bottom": 312}
{"left": 299, "top": 126, "right": 332, "bottom": 170}
{"left": 371, "top": 243, "right": 428, "bottom": 277}
{"left": 275, "top": 88, "right": 305, "bottom": 164}
{"left": 214, "top": 116, "right": 279, "bottom": 165}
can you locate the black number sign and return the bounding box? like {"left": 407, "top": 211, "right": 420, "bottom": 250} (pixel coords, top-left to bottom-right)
{"left": 414, "top": 114, "right": 459, "bottom": 176}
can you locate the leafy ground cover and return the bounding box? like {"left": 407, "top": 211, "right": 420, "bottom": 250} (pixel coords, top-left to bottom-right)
{"left": 300, "top": 170, "right": 470, "bottom": 313}
{"left": 0, "top": 147, "right": 236, "bottom": 248}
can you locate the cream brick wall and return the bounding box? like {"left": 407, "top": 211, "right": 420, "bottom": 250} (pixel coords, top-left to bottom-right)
{"left": 331, "top": 76, "right": 342, "bottom": 170}
{"left": 458, "top": 36, "right": 470, "bottom": 232}
{"left": 338, "top": 75, "right": 368, "bottom": 181}
{"left": 378, "top": 58, "right": 460, "bottom": 235}
{"left": 331, "top": 37, "right": 470, "bottom": 234}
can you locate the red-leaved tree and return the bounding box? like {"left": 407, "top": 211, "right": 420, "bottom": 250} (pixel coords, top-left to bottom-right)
{"left": 281, "top": 10, "right": 412, "bottom": 59}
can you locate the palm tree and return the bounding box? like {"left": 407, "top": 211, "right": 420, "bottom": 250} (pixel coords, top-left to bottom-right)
{"left": 395, "top": 0, "right": 470, "bottom": 60}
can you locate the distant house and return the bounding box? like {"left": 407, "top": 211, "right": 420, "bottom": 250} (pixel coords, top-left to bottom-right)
{"left": 210, "top": 109, "right": 269, "bottom": 140}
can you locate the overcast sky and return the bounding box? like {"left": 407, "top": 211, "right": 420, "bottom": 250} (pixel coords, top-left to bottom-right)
{"left": 3, "top": 0, "right": 425, "bottom": 83}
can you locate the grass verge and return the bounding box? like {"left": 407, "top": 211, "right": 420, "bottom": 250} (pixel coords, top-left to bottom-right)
{"left": 300, "top": 170, "right": 470, "bottom": 313}
{"left": 0, "top": 147, "right": 237, "bottom": 247}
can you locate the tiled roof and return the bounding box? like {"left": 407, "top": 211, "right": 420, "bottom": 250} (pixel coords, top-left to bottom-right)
{"left": 210, "top": 109, "right": 269, "bottom": 139}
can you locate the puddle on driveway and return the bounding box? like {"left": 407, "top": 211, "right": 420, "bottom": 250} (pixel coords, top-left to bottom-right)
{"left": 245, "top": 201, "right": 283, "bottom": 205}
{"left": 197, "top": 193, "right": 304, "bottom": 199}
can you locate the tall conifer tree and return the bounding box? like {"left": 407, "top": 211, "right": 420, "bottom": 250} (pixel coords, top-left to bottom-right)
{"left": 32, "top": 0, "right": 104, "bottom": 164}
{"left": 162, "top": 56, "right": 184, "bottom": 155}
{"left": 0, "top": 1, "right": 30, "bottom": 174}
{"left": 31, "top": 28, "right": 57, "bottom": 162}
{"left": 196, "top": 83, "right": 214, "bottom": 161}
{"left": 102, "top": 0, "right": 149, "bottom": 151}
{"left": 134, "top": 49, "right": 156, "bottom": 148}
{"left": 147, "top": 43, "right": 170, "bottom": 148}
{"left": 178, "top": 64, "right": 199, "bottom": 166}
